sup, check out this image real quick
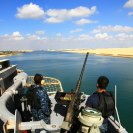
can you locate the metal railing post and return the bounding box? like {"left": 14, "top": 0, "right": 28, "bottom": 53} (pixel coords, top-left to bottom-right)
{"left": 115, "top": 85, "right": 121, "bottom": 128}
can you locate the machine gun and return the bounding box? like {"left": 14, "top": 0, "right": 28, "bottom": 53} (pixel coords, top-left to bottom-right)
{"left": 60, "top": 52, "right": 89, "bottom": 132}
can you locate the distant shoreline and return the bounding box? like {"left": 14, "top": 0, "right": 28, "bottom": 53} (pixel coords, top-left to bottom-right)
{"left": 0, "top": 50, "right": 32, "bottom": 58}
{"left": 1, "top": 48, "right": 133, "bottom": 59}
{"left": 0, "top": 54, "right": 16, "bottom": 57}
{"left": 58, "top": 48, "right": 133, "bottom": 58}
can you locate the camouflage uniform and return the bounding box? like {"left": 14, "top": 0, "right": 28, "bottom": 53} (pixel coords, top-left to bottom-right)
{"left": 31, "top": 85, "right": 51, "bottom": 124}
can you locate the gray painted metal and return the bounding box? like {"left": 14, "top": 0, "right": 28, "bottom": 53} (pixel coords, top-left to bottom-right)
{"left": 0, "top": 78, "right": 4, "bottom": 96}
{"left": 0, "top": 65, "right": 17, "bottom": 79}
{"left": 0, "top": 65, "right": 17, "bottom": 91}
{"left": 20, "top": 120, "right": 60, "bottom": 131}
{"left": 14, "top": 110, "right": 22, "bottom": 133}
{"left": 0, "top": 72, "right": 27, "bottom": 125}
{"left": 0, "top": 59, "right": 10, "bottom": 70}
{"left": 108, "top": 116, "right": 128, "bottom": 133}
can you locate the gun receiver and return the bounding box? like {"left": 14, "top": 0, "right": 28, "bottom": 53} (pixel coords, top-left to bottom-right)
{"left": 61, "top": 52, "right": 89, "bottom": 131}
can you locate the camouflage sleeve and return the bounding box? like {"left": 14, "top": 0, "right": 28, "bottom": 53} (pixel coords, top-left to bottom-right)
{"left": 36, "top": 89, "right": 51, "bottom": 116}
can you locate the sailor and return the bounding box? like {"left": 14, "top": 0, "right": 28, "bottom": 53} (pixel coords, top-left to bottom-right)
{"left": 85, "top": 76, "right": 115, "bottom": 133}
{"left": 26, "top": 73, "right": 51, "bottom": 132}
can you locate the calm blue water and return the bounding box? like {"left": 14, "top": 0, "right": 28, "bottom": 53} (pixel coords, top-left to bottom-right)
{"left": 1, "top": 51, "right": 133, "bottom": 132}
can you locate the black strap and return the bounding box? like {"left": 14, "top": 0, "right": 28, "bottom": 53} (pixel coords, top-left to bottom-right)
{"left": 98, "top": 93, "right": 106, "bottom": 117}
{"left": 98, "top": 91, "right": 115, "bottom": 118}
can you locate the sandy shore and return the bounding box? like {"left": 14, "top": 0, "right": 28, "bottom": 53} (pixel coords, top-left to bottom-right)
{"left": 0, "top": 50, "right": 33, "bottom": 58}
{"left": 0, "top": 53, "right": 24, "bottom": 58}
{"left": 60, "top": 48, "right": 133, "bottom": 58}
{"left": 0, "top": 54, "right": 13, "bottom": 58}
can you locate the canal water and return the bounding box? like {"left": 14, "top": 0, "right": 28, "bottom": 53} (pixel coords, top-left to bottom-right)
{"left": 1, "top": 51, "right": 133, "bottom": 132}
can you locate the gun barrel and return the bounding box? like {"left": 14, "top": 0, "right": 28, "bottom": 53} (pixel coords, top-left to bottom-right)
{"left": 64, "top": 52, "right": 89, "bottom": 123}
{"left": 75, "top": 52, "right": 89, "bottom": 93}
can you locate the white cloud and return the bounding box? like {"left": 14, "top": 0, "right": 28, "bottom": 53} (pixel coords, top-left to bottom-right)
{"left": 1, "top": 27, "right": 133, "bottom": 50}
{"left": 45, "top": 17, "right": 64, "bottom": 23}
{"left": 75, "top": 18, "right": 97, "bottom": 25}
{"left": 1, "top": 32, "right": 24, "bottom": 40}
{"left": 92, "top": 25, "right": 133, "bottom": 33}
{"left": 26, "top": 34, "right": 41, "bottom": 40}
{"left": 35, "top": 30, "right": 45, "bottom": 35}
{"left": 115, "top": 33, "right": 128, "bottom": 40}
{"left": 16, "top": 3, "right": 45, "bottom": 19}
{"left": 95, "top": 33, "right": 111, "bottom": 39}
{"left": 1, "top": 34, "right": 9, "bottom": 40}
{"left": 128, "top": 11, "right": 133, "bottom": 15}
{"left": 0, "top": 32, "right": 45, "bottom": 41}
{"left": 16, "top": 4, "right": 97, "bottom": 24}
{"left": 45, "top": 6, "right": 97, "bottom": 23}
{"left": 115, "top": 33, "right": 133, "bottom": 40}
{"left": 12, "top": 32, "right": 24, "bottom": 40}
{"left": 68, "top": 6, "right": 96, "bottom": 18}
{"left": 12, "top": 32, "right": 20, "bottom": 36}
{"left": 78, "top": 34, "right": 92, "bottom": 40}
{"left": 70, "top": 28, "right": 83, "bottom": 33}
{"left": 123, "top": 0, "right": 133, "bottom": 15}
{"left": 46, "top": 9, "right": 67, "bottom": 18}
{"left": 124, "top": 0, "right": 133, "bottom": 8}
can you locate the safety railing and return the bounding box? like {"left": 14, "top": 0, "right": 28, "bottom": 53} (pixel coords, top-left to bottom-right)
{"left": 0, "top": 72, "right": 28, "bottom": 126}
{"left": 0, "top": 73, "right": 63, "bottom": 133}
{"left": 108, "top": 85, "right": 128, "bottom": 133}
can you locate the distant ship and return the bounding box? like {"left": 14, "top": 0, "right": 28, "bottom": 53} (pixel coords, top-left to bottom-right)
{"left": 0, "top": 59, "right": 128, "bottom": 133}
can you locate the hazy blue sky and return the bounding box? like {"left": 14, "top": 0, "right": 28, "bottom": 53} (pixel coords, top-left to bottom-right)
{"left": 0, "top": 0, "right": 133, "bottom": 50}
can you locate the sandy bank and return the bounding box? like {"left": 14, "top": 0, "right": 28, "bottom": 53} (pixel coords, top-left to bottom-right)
{"left": 0, "top": 54, "right": 16, "bottom": 58}
{"left": 61, "top": 48, "right": 133, "bottom": 58}
{"left": 0, "top": 50, "right": 33, "bottom": 58}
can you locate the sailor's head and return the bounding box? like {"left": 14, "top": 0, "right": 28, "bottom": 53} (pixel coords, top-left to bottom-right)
{"left": 34, "top": 73, "right": 44, "bottom": 85}
{"left": 97, "top": 76, "right": 109, "bottom": 90}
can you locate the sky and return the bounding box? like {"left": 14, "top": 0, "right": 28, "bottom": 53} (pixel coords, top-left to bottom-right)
{"left": 0, "top": 0, "right": 133, "bottom": 50}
